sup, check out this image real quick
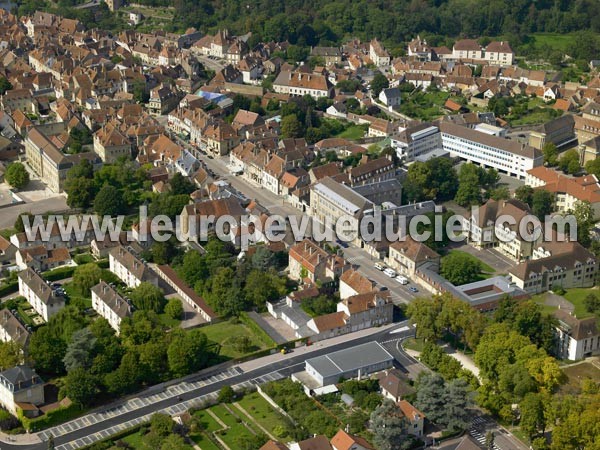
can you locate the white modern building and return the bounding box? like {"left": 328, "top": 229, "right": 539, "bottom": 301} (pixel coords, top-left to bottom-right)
{"left": 439, "top": 122, "right": 542, "bottom": 179}
{"left": 391, "top": 123, "right": 441, "bottom": 161}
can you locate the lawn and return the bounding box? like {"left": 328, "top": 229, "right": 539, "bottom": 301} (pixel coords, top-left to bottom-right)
{"left": 209, "top": 404, "right": 239, "bottom": 428}
{"left": 189, "top": 432, "right": 221, "bottom": 450}
{"left": 399, "top": 89, "right": 453, "bottom": 121}
{"left": 561, "top": 362, "right": 600, "bottom": 394}
{"left": 237, "top": 392, "right": 292, "bottom": 439}
{"left": 63, "top": 282, "right": 92, "bottom": 309}
{"left": 563, "top": 288, "right": 599, "bottom": 319}
{"left": 531, "top": 293, "right": 560, "bottom": 315}
{"left": 200, "top": 320, "right": 270, "bottom": 359}
{"left": 121, "top": 430, "right": 145, "bottom": 449}
{"left": 402, "top": 337, "right": 425, "bottom": 353}
{"left": 336, "top": 124, "right": 368, "bottom": 140}
{"left": 443, "top": 250, "right": 495, "bottom": 278}
{"left": 192, "top": 409, "right": 222, "bottom": 433}
{"left": 510, "top": 108, "right": 560, "bottom": 126}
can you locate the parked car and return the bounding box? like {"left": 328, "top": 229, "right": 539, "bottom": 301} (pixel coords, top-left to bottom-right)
{"left": 374, "top": 262, "right": 385, "bottom": 271}
{"left": 408, "top": 286, "right": 419, "bottom": 293}
{"left": 383, "top": 268, "right": 397, "bottom": 278}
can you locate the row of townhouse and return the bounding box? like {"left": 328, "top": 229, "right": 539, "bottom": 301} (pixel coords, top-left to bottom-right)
{"left": 407, "top": 35, "right": 515, "bottom": 65}
{"left": 526, "top": 166, "right": 600, "bottom": 219}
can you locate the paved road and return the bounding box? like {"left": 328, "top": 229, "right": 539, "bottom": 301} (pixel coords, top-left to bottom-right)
{"left": 0, "top": 196, "right": 68, "bottom": 229}
{"left": 0, "top": 324, "right": 412, "bottom": 450}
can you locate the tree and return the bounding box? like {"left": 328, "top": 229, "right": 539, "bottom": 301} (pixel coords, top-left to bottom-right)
{"left": 572, "top": 201, "right": 594, "bottom": 247}
{"left": 515, "top": 185, "right": 534, "bottom": 206}
{"left": 455, "top": 163, "right": 483, "bottom": 207}
{"left": 440, "top": 252, "right": 481, "bottom": 285}
{"left": 542, "top": 143, "right": 558, "bottom": 166}
{"left": 150, "top": 413, "right": 174, "bottom": 437}
{"left": 164, "top": 298, "right": 184, "bottom": 320}
{"left": 133, "top": 80, "right": 149, "bottom": 103}
{"left": 520, "top": 393, "right": 547, "bottom": 439}
{"left": 167, "top": 329, "right": 210, "bottom": 376}
{"left": 251, "top": 246, "right": 276, "bottom": 271}
{"left": 371, "top": 72, "right": 389, "bottom": 96}
{"left": 485, "top": 431, "right": 495, "bottom": 450}
{"left": 72, "top": 263, "right": 102, "bottom": 296}
{"left": 404, "top": 158, "right": 458, "bottom": 202}
{"left": 169, "top": 173, "right": 195, "bottom": 195}
{"left": 130, "top": 282, "right": 165, "bottom": 313}
{"left": 583, "top": 293, "right": 600, "bottom": 314}
{"left": 281, "top": 114, "right": 303, "bottom": 138}
{"left": 63, "top": 328, "right": 97, "bottom": 372}
{"left": 369, "top": 400, "right": 413, "bottom": 450}
{"left": 406, "top": 296, "right": 444, "bottom": 341}
{"left": 62, "top": 367, "right": 98, "bottom": 408}
{"left": 65, "top": 176, "right": 97, "bottom": 209}
{"left": 94, "top": 185, "right": 124, "bottom": 216}
{"left": 0, "top": 76, "right": 12, "bottom": 95}
{"left": 558, "top": 149, "right": 581, "bottom": 175}
{"left": 585, "top": 158, "right": 600, "bottom": 178}
{"left": 217, "top": 385, "right": 235, "bottom": 403}
{"left": 244, "top": 270, "right": 286, "bottom": 309}
{"left": 28, "top": 326, "right": 67, "bottom": 375}
{"left": 531, "top": 190, "right": 554, "bottom": 220}
{"left": 4, "top": 162, "right": 29, "bottom": 189}
{"left": 161, "top": 433, "right": 188, "bottom": 450}
{"left": 488, "top": 186, "right": 510, "bottom": 201}
{"left": 0, "top": 341, "right": 22, "bottom": 370}
{"left": 415, "top": 373, "right": 472, "bottom": 431}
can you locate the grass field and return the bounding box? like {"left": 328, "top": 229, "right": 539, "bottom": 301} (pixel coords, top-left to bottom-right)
{"left": 402, "top": 337, "right": 425, "bottom": 353}
{"left": 563, "top": 288, "right": 599, "bottom": 319}
{"left": 336, "top": 124, "right": 368, "bottom": 140}
{"left": 561, "top": 362, "right": 600, "bottom": 394}
{"left": 237, "top": 392, "right": 291, "bottom": 439}
{"left": 194, "top": 397, "right": 289, "bottom": 449}
{"left": 200, "top": 320, "right": 270, "bottom": 359}
{"left": 399, "top": 90, "right": 451, "bottom": 121}
{"left": 189, "top": 432, "right": 221, "bottom": 450}
{"left": 531, "top": 293, "right": 560, "bottom": 315}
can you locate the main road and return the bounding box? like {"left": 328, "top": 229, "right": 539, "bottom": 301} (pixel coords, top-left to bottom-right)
{"left": 0, "top": 323, "right": 416, "bottom": 450}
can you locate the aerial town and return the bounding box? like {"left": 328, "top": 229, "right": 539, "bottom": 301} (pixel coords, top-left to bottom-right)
{"left": 0, "top": 1, "right": 599, "bottom": 450}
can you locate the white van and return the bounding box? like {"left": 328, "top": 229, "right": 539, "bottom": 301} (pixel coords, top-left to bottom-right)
{"left": 374, "top": 262, "right": 385, "bottom": 271}
{"left": 383, "top": 268, "right": 397, "bottom": 278}
{"left": 395, "top": 275, "right": 408, "bottom": 285}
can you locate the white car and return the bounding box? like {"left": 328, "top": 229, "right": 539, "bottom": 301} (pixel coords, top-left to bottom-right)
{"left": 395, "top": 276, "right": 408, "bottom": 285}
{"left": 374, "top": 262, "right": 385, "bottom": 271}
{"left": 383, "top": 268, "right": 397, "bottom": 278}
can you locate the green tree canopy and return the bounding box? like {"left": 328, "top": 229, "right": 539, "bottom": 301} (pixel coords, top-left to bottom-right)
{"left": 4, "top": 162, "right": 29, "bottom": 189}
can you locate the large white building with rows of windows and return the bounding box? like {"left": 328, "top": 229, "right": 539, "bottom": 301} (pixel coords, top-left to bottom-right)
{"left": 439, "top": 122, "right": 542, "bottom": 179}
